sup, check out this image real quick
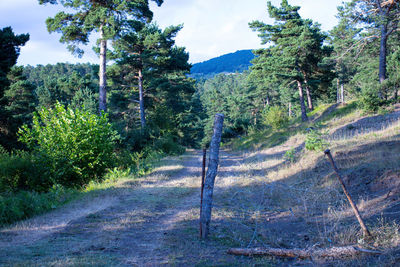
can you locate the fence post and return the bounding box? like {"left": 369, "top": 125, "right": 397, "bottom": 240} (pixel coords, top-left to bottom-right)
{"left": 200, "top": 114, "right": 224, "bottom": 239}
{"left": 324, "top": 149, "right": 371, "bottom": 237}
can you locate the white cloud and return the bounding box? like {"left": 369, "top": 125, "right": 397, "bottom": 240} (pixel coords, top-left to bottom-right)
{"left": 1, "top": 0, "right": 346, "bottom": 65}
{"left": 151, "top": 0, "right": 345, "bottom": 63}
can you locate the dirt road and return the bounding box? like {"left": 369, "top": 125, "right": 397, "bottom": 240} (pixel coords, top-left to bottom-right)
{"left": 0, "top": 150, "right": 251, "bottom": 266}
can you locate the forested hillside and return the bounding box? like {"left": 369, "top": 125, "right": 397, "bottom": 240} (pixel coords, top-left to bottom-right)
{"left": 1, "top": 0, "right": 400, "bottom": 265}
{"left": 190, "top": 49, "right": 254, "bottom": 79}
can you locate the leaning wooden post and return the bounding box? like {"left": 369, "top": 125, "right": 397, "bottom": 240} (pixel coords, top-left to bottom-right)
{"left": 200, "top": 114, "right": 224, "bottom": 239}
{"left": 324, "top": 149, "right": 371, "bottom": 237}
{"left": 199, "top": 148, "right": 207, "bottom": 238}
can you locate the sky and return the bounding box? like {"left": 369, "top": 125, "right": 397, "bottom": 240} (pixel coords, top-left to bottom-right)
{"left": 0, "top": 0, "right": 346, "bottom": 66}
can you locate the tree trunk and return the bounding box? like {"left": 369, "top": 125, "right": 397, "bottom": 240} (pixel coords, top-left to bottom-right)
{"left": 138, "top": 68, "right": 146, "bottom": 128}
{"left": 297, "top": 80, "right": 308, "bottom": 122}
{"left": 303, "top": 77, "right": 313, "bottom": 111}
{"left": 200, "top": 114, "right": 224, "bottom": 239}
{"left": 341, "top": 83, "right": 345, "bottom": 104}
{"left": 288, "top": 102, "right": 292, "bottom": 118}
{"left": 379, "top": 24, "right": 388, "bottom": 84}
{"left": 99, "top": 24, "right": 107, "bottom": 113}
{"left": 337, "top": 78, "right": 340, "bottom": 103}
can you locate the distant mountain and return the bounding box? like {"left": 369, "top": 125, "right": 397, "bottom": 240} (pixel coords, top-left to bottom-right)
{"left": 190, "top": 50, "right": 255, "bottom": 79}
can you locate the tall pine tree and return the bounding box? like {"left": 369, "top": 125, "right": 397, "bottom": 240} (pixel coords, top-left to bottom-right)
{"left": 39, "top": 0, "right": 164, "bottom": 112}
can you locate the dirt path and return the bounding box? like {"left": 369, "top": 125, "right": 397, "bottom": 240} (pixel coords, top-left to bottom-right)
{"left": 0, "top": 150, "right": 216, "bottom": 266}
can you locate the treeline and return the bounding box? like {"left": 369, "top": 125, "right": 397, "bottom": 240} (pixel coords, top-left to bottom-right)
{"left": 196, "top": 0, "right": 400, "bottom": 137}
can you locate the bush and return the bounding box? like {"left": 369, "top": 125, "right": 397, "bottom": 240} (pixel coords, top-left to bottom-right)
{"left": 0, "top": 150, "right": 50, "bottom": 192}
{"left": 18, "top": 102, "right": 118, "bottom": 188}
{"left": 358, "top": 83, "right": 384, "bottom": 113}
{"left": 284, "top": 148, "right": 296, "bottom": 163}
{"left": 305, "top": 128, "right": 328, "bottom": 151}
{"left": 0, "top": 185, "right": 76, "bottom": 226}
{"left": 262, "top": 106, "right": 289, "bottom": 130}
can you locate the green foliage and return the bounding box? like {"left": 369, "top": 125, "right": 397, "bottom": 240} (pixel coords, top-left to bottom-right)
{"left": 305, "top": 128, "right": 328, "bottom": 151}
{"left": 358, "top": 83, "right": 384, "bottom": 113}
{"left": 199, "top": 72, "right": 254, "bottom": 143}
{"left": 39, "top": 0, "right": 164, "bottom": 56}
{"left": 249, "top": 0, "right": 333, "bottom": 122}
{"left": 0, "top": 26, "right": 29, "bottom": 93}
{"left": 0, "top": 150, "right": 50, "bottom": 192}
{"left": 0, "top": 185, "right": 76, "bottom": 226}
{"left": 262, "top": 106, "right": 289, "bottom": 130}
{"left": 18, "top": 102, "right": 118, "bottom": 187}
{"left": 0, "top": 27, "right": 30, "bottom": 150}
{"left": 284, "top": 148, "right": 296, "bottom": 163}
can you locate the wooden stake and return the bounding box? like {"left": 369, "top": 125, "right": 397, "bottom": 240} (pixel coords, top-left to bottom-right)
{"left": 199, "top": 148, "right": 206, "bottom": 238}
{"left": 324, "top": 149, "right": 371, "bottom": 237}
{"left": 200, "top": 114, "right": 224, "bottom": 239}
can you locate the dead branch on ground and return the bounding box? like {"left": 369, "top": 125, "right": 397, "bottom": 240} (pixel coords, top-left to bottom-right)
{"left": 227, "top": 245, "right": 381, "bottom": 259}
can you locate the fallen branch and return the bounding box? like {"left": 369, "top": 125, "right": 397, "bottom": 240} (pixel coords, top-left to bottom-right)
{"left": 227, "top": 246, "right": 381, "bottom": 259}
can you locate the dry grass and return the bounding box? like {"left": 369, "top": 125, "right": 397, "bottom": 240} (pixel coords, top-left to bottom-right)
{"left": 1, "top": 104, "right": 400, "bottom": 266}
{"left": 207, "top": 103, "right": 400, "bottom": 265}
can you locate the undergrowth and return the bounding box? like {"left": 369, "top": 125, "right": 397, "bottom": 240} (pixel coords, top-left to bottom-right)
{"left": 0, "top": 149, "right": 165, "bottom": 226}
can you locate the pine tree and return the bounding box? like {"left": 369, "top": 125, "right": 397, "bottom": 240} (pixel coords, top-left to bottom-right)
{"left": 249, "top": 0, "right": 331, "bottom": 121}
{"left": 0, "top": 27, "right": 29, "bottom": 150}
{"left": 344, "top": 0, "right": 400, "bottom": 84}
{"left": 39, "top": 0, "right": 164, "bottom": 113}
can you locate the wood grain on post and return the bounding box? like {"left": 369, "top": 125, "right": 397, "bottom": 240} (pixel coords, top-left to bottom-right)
{"left": 324, "top": 149, "right": 371, "bottom": 237}
{"left": 200, "top": 114, "right": 224, "bottom": 239}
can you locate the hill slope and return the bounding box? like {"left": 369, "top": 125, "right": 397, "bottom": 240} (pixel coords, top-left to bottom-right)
{"left": 190, "top": 49, "right": 255, "bottom": 79}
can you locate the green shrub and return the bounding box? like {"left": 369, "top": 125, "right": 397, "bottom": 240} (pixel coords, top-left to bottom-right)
{"left": 262, "top": 106, "right": 289, "bottom": 130}
{"left": 358, "top": 83, "right": 384, "bottom": 113}
{"left": 284, "top": 148, "right": 296, "bottom": 163}
{"left": 0, "top": 150, "right": 50, "bottom": 192}
{"left": 18, "top": 102, "right": 119, "bottom": 188}
{"left": 153, "top": 134, "right": 185, "bottom": 155}
{"left": 0, "top": 185, "right": 76, "bottom": 226}
{"left": 305, "top": 128, "right": 328, "bottom": 151}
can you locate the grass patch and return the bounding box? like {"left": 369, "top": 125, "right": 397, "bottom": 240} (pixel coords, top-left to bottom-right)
{"left": 0, "top": 186, "right": 78, "bottom": 226}
{"left": 0, "top": 149, "right": 168, "bottom": 227}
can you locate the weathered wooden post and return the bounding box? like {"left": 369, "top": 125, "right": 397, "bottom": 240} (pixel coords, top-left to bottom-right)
{"left": 200, "top": 113, "right": 224, "bottom": 239}
{"left": 199, "top": 148, "right": 206, "bottom": 238}
{"left": 324, "top": 149, "right": 371, "bottom": 237}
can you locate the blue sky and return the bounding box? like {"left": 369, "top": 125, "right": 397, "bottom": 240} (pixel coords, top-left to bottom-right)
{"left": 0, "top": 0, "right": 346, "bottom": 66}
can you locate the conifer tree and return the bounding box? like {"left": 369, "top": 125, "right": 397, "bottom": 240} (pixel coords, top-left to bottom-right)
{"left": 249, "top": 0, "right": 330, "bottom": 121}
{"left": 113, "top": 22, "right": 185, "bottom": 128}
{"left": 39, "top": 0, "right": 164, "bottom": 113}
{"left": 344, "top": 0, "right": 400, "bottom": 84}
{"left": 0, "top": 27, "right": 29, "bottom": 149}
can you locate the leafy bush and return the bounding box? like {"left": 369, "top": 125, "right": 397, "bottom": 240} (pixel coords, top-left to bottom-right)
{"left": 262, "top": 106, "right": 289, "bottom": 130}
{"left": 18, "top": 102, "right": 118, "bottom": 188}
{"left": 305, "top": 128, "right": 328, "bottom": 151}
